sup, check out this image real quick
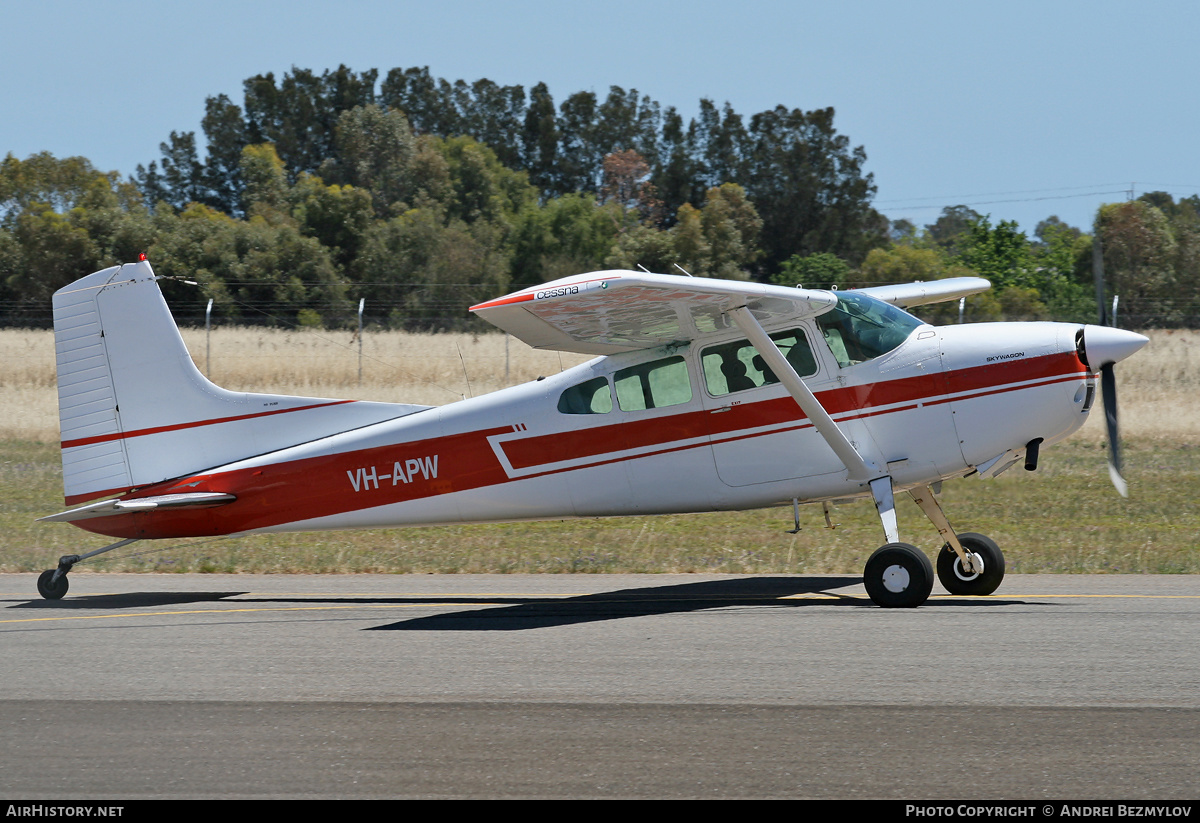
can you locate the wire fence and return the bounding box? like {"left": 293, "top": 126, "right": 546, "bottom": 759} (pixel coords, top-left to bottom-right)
{"left": 0, "top": 297, "right": 497, "bottom": 332}
{"left": 2, "top": 290, "right": 1196, "bottom": 330}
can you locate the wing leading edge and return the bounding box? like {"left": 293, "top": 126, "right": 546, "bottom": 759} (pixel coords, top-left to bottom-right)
{"left": 470, "top": 270, "right": 840, "bottom": 354}
{"left": 856, "top": 276, "right": 991, "bottom": 309}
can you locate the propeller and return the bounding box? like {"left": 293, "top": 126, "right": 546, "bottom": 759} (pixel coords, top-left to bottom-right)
{"left": 1084, "top": 234, "right": 1149, "bottom": 496}
{"left": 1078, "top": 326, "right": 1146, "bottom": 496}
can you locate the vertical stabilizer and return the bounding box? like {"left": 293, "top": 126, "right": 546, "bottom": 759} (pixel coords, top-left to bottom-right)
{"left": 52, "top": 261, "right": 425, "bottom": 504}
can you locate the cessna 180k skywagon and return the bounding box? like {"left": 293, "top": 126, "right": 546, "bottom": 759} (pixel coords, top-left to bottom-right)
{"left": 35, "top": 259, "right": 1147, "bottom": 606}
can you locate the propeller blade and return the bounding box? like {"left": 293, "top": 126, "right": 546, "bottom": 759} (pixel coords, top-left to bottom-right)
{"left": 1100, "top": 361, "right": 1127, "bottom": 497}
{"left": 1079, "top": 325, "right": 1148, "bottom": 497}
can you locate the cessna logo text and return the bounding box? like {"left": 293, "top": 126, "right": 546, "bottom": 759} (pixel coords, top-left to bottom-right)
{"left": 535, "top": 285, "right": 579, "bottom": 300}
{"left": 347, "top": 455, "right": 439, "bottom": 491}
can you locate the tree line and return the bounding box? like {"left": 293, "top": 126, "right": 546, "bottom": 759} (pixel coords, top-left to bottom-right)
{"left": 2, "top": 64, "right": 1198, "bottom": 329}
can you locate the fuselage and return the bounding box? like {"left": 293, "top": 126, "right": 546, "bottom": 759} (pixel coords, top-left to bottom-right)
{"left": 73, "top": 311, "right": 1095, "bottom": 541}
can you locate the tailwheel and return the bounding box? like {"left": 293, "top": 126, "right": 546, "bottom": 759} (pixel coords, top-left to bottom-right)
{"left": 32, "top": 544, "right": 128, "bottom": 601}
{"left": 864, "top": 543, "right": 933, "bottom": 608}
{"left": 37, "top": 569, "right": 69, "bottom": 600}
{"left": 936, "top": 532, "right": 1005, "bottom": 596}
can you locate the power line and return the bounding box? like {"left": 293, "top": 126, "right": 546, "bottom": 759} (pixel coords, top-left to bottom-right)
{"left": 878, "top": 189, "right": 1129, "bottom": 213}
{"left": 877, "top": 182, "right": 1200, "bottom": 214}
{"left": 874, "top": 183, "right": 1133, "bottom": 206}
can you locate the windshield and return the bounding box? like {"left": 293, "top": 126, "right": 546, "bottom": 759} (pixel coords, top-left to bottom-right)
{"left": 815, "top": 292, "right": 923, "bottom": 367}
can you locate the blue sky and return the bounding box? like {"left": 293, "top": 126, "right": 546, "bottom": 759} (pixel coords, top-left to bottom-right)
{"left": 3, "top": 0, "right": 1198, "bottom": 236}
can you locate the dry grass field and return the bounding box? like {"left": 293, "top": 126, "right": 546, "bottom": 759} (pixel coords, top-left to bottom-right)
{"left": 1, "top": 326, "right": 1198, "bottom": 575}
{"left": 2, "top": 326, "right": 1195, "bottom": 443}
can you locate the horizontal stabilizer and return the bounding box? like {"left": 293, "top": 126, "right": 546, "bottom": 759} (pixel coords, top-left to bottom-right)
{"left": 38, "top": 492, "right": 236, "bottom": 523}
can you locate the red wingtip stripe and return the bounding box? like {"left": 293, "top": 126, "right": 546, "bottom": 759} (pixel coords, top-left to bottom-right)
{"left": 470, "top": 292, "right": 536, "bottom": 312}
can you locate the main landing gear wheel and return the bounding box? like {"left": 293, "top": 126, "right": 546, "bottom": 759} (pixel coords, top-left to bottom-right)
{"left": 936, "top": 532, "right": 1005, "bottom": 596}
{"left": 864, "top": 543, "right": 934, "bottom": 608}
{"left": 37, "top": 569, "right": 69, "bottom": 600}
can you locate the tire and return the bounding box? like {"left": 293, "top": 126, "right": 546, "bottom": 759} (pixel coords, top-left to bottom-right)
{"left": 37, "top": 569, "right": 69, "bottom": 600}
{"left": 863, "top": 543, "right": 934, "bottom": 608}
{"left": 936, "top": 532, "right": 1005, "bottom": 596}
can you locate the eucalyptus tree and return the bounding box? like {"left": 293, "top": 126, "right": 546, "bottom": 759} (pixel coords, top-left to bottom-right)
{"left": 242, "top": 66, "right": 378, "bottom": 176}
{"left": 740, "top": 105, "right": 883, "bottom": 271}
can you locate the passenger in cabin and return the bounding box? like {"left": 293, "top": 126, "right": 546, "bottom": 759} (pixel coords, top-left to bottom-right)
{"left": 720, "top": 357, "right": 755, "bottom": 393}
{"left": 752, "top": 354, "right": 777, "bottom": 385}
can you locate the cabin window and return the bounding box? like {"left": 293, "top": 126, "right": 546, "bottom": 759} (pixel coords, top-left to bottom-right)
{"left": 557, "top": 376, "right": 613, "bottom": 414}
{"left": 815, "top": 292, "right": 923, "bottom": 367}
{"left": 701, "top": 329, "right": 817, "bottom": 396}
{"left": 614, "top": 355, "right": 692, "bottom": 411}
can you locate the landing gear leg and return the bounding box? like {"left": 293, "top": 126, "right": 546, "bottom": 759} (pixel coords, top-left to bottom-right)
{"left": 908, "top": 485, "right": 1005, "bottom": 596}
{"left": 869, "top": 476, "right": 899, "bottom": 544}
{"left": 36, "top": 538, "right": 139, "bottom": 600}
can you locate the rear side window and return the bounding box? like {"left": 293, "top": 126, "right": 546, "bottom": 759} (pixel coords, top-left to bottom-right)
{"left": 614, "top": 356, "right": 692, "bottom": 411}
{"left": 558, "top": 376, "right": 613, "bottom": 414}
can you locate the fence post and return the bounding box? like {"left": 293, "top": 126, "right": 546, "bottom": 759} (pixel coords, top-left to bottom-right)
{"left": 358, "top": 298, "right": 365, "bottom": 386}
{"left": 205, "top": 298, "right": 213, "bottom": 376}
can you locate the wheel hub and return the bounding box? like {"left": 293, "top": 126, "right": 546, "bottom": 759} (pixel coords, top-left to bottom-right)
{"left": 953, "top": 552, "right": 984, "bottom": 581}
{"left": 882, "top": 564, "right": 911, "bottom": 593}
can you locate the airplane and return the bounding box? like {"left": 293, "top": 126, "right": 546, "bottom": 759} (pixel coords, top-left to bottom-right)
{"left": 33, "top": 258, "right": 1148, "bottom": 607}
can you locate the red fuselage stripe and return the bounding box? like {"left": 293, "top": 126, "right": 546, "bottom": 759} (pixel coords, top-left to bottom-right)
{"left": 499, "top": 352, "right": 1084, "bottom": 471}
{"left": 60, "top": 400, "right": 357, "bottom": 450}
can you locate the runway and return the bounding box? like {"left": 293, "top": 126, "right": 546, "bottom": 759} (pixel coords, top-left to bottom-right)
{"left": 2, "top": 572, "right": 1198, "bottom": 799}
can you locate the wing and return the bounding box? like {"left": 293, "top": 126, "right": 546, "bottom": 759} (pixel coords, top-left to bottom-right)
{"left": 856, "top": 276, "right": 991, "bottom": 309}
{"left": 470, "top": 270, "right": 839, "bottom": 354}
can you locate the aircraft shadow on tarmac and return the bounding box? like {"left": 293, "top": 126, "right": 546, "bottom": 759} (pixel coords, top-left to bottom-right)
{"left": 5, "top": 577, "right": 1026, "bottom": 626}
{"left": 9, "top": 592, "right": 250, "bottom": 609}
{"left": 367, "top": 576, "right": 1023, "bottom": 631}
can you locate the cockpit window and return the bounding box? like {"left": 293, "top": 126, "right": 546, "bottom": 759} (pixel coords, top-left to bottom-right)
{"left": 701, "top": 328, "right": 817, "bottom": 396}
{"left": 614, "top": 355, "right": 692, "bottom": 411}
{"left": 558, "top": 376, "right": 613, "bottom": 414}
{"left": 815, "top": 291, "right": 923, "bottom": 367}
